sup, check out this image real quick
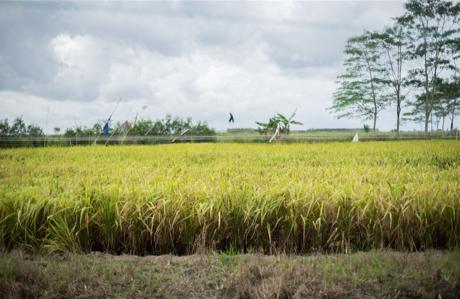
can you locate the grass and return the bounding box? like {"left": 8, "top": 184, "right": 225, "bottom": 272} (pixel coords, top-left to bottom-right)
{"left": 1, "top": 249, "right": 459, "bottom": 298}
{"left": 1, "top": 141, "right": 460, "bottom": 254}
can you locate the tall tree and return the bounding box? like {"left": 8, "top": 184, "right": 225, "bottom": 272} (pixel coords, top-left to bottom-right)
{"left": 445, "top": 33, "right": 460, "bottom": 131}
{"left": 438, "top": 79, "right": 460, "bottom": 131}
{"left": 372, "top": 26, "right": 410, "bottom": 136}
{"left": 398, "top": 0, "right": 460, "bottom": 133}
{"left": 432, "top": 81, "right": 450, "bottom": 131}
{"left": 330, "top": 31, "right": 388, "bottom": 131}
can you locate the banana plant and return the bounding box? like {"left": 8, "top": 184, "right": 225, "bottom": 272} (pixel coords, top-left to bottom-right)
{"left": 256, "top": 109, "right": 303, "bottom": 135}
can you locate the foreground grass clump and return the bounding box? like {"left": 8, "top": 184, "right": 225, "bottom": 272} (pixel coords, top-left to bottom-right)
{"left": 0, "top": 141, "right": 459, "bottom": 254}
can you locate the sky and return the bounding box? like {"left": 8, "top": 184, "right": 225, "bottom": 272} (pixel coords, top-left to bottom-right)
{"left": 0, "top": 0, "right": 411, "bottom": 133}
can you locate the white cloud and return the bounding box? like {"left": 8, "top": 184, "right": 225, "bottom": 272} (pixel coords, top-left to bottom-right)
{"left": 0, "top": 1, "right": 414, "bottom": 132}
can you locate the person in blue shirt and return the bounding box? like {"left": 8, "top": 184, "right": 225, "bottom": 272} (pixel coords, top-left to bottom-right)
{"left": 103, "top": 122, "right": 110, "bottom": 135}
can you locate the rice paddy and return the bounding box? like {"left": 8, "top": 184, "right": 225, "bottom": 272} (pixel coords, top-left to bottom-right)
{"left": 1, "top": 141, "right": 459, "bottom": 255}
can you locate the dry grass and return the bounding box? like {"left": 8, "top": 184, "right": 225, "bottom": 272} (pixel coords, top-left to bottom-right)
{"left": 1, "top": 250, "right": 459, "bottom": 298}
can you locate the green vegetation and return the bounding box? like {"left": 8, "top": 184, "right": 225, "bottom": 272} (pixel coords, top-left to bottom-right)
{"left": 1, "top": 141, "right": 459, "bottom": 255}
{"left": 63, "top": 115, "right": 215, "bottom": 137}
{"left": 0, "top": 117, "right": 44, "bottom": 137}
{"left": 255, "top": 110, "right": 303, "bottom": 135}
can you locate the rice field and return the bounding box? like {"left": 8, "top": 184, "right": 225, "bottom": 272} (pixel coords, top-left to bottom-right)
{"left": 0, "top": 141, "right": 459, "bottom": 255}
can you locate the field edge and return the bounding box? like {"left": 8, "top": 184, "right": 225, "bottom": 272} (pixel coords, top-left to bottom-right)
{"left": 1, "top": 249, "right": 459, "bottom": 298}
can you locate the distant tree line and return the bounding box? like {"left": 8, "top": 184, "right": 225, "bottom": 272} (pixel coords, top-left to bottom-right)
{"left": 64, "top": 115, "right": 215, "bottom": 137}
{"left": 0, "top": 115, "right": 215, "bottom": 138}
{"left": 330, "top": 0, "right": 460, "bottom": 135}
{"left": 306, "top": 128, "right": 373, "bottom": 132}
{"left": 62, "top": 124, "right": 101, "bottom": 137}
{"left": 0, "top": 117, "right": 44, "bottom": 137}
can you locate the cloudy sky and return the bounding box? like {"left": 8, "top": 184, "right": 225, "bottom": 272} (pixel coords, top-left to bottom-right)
{"left": 0, "top": 1, "right": 408, "bottom": 132}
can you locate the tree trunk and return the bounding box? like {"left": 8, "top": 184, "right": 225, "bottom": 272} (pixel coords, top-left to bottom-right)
{"left": 372, "top": 88, "right": 377, "bottom": 132}
{"left": 423, "top": 34, "right": 430, "bottom": 135}
{"left": 424, "top": 112, "right": 430, "bottom": 135}
{"left": 364, "top": 52, "right": 378, "bottom": 133}
{"left": 396, "top": 94, "right": 401, "bottom": 137}
{"left": 373, "top": 115, "right": 377, "bottom": 132}
{"left": 442, "top": 116, "right": 445, "bottom": 134}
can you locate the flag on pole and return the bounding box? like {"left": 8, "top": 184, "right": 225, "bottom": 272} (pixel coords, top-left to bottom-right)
{"left": 352, "top": 133, "right": 359, "bottom": 142}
